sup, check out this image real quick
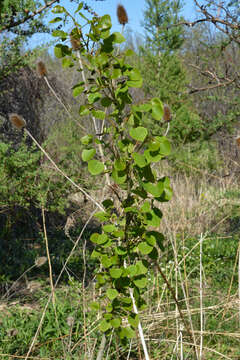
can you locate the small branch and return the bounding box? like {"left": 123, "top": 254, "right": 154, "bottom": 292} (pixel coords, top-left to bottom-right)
{"left": 0, "top": 0, "right": 59, "bottom": 33}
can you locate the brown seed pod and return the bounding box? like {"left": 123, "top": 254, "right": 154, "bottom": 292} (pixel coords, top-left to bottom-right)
{"left": 70, "top": 29, "right": 82, "bottom": 51}
{"left": 70, "top": 34, "right": 81, "bottom": 51}
{"left": 37, "top": 61, "right": 47, "bottom": 77}
{"left": 236, "top": 137, "right": 240, "bottom": 147}
{"left": 35, "top": 256, "right": 47, "bottom": 267}
{"left": 117, "top": 4, "right": 128, "bottom": 25}
{"left": 9, "top": 113, "right": 26, "bottom": 130}
{"left": 162, "top": 104, "right": 172, "bottom": 122}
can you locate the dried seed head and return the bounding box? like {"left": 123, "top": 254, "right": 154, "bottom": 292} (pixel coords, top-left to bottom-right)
{"left": 236, "top": 136, "right": 240, "bottom": 147}
{"left": 9, "top": 113, "right": 26, "bottom": 130}
{"left": 35, "top": 256, "right": 47, "bottom": 267}
{"left": 162, "top": 104, "right": 172, "bottom": 122}
{"left": 70, "top": 29, "right": 82, "bottom": 50}
{"left": 117, "top": 4, "right": 128, "bottom": 25}
{"left": 70, "top": 35, "right": 81, "bottom": 50}
{"left": 67, "top": 316, "right": 74, "bottom": 327}
{"left": 37, "top": 61, "right": 47, "bottom": 77}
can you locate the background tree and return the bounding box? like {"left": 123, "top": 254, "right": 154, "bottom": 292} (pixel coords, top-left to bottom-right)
{"left": 139, "top": 0, "right": 203, "bottom": 144}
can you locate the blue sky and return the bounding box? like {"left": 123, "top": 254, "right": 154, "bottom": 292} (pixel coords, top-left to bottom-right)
{"left": 30, "top": 0, "right": 196, "bottom": 49}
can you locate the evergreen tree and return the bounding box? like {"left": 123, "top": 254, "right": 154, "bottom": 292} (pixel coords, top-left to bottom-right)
{"left": 140, "top": 0, "right": 202, "bottom": 143}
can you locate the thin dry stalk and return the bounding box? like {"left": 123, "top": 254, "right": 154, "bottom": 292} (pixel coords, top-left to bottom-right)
{"left": 24, "top": 128, "right": 104, "bottom": 211}
{"left": 41, "top": 206, "right": 66, "bottom": 358}
{"left": 37, "top": 61, "right": 86, "bottom": 132}
{"left": 25, "top": 209, "right": 97, "bottom": 360}
{"left": 199, "top": 233, "right": 203, "bottom": 359}
{"left": 238, "top": 239, "right": 240, "bottom": 327}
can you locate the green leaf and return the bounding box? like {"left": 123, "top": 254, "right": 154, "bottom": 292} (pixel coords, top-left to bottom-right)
{"left": 127, "top": 265, "right": 138, "bottom": 277}
{"left": 99, "top": 14, "right": 112, "bottom": 31}
{"left": 112, "top": 68, "right": 122, "bottom": 79}
{"left": 102, "top": 199, "right": 114, "bottom": 209}
{"left": 88, "top": 92, "right": 102, "bottom": 104}
{"left": 92, "top": 110, "right": 105, "bottom": 120}
{"left": 120, "top": 326, "right": 136, "bottom": 339}
{"left": 99, "top": 319, "right": 112, "bottom": 332}
{"left": 115, "top": 246, "right": 127, "bottom": 255}
{"left": 101, "top": 97, "right": 112, "bottom": 107}
{"left": 52, "top": 5, "right": 65, "bottom": 13}
{"left": 111, "top": 168, "right": 127, "bottom": 184}
{"left": 126, "top": 68, "right": 143, "bottom": 88}
{"left": 146, "top": 231, "right": 164, "bottom": 251}
{"left": 112, "top": 32, "right": 125, "bottom": 43}
{"left": 106, "top": 288, "right": 119, "bottom": 300}
{"left": 72, "top": 84, "right": 85, "bottom": 97}
{"left": 94, "top": 211, "right": 110, "bottom": 221}
{"left": 81, "top": 135, "right": 93, "bottom": 145}
{"left": 110, "top": 268, "right": 123, "bottom": 279}
{"left": 156, "top": 136, "right": 171, "bottom": 156}
{"left": 125, "top": 49, "right": 135, "bottom": 57}
{"left": 103, "top": 224, "right": 117, "bottom": 233}
{"left": 90, "top": 233, "right": 108, "bottom": 245}
{"left": 114, "top": 159, "right": 126, "bottom": 171}
{"left": 133, "top": 275, "right": 148, "bottom": 289}
{"left": 138, "top": 241, "right": 153, "bottom": 255}
{"left": 95, "top": 53, "right": 109, "bottom": 66}
{"left": 101, "top": 255, "right": 113, "bottom": 268}
{"left": 88, "top": 160, "right": 104, "bottom": 175}
{"left": 151, "top": 98, "right": 164, "bottom": 120}
{"left": 111, "top": 318, "right": 121, "bottom": 328}
{"left": 81, "top": 149, "right": 96, "bottom": 162}
{"left": 90, "top": 301, "right": 100, "bottom": 311}
{"left": 79, "top": 105, "right": 90, "bottom": 116}
{"left": 62, "top": 58, "right": 74, "bottom": 68}
{"left": 98, "top": 234, "right": 109, "bottom": 245}
{"left": 129, "top": 127, "right": 148, "bottom": 142}
{"left": 142, "top": 181, "right": 164, "bottom": 197}
{"left": 54, "top": 44, "right": 71, "bottom": 58}
{"left": 132, "top": 153, "right": 148, "bottom": 168}
{"left": 144, "top": 149, "right": 162, "bottom": 163}
{"left": 52, "top": 30, "right": 67, "bottom": 39}
{"left": 49, "top": 17, "right": 62, "bottom": 24}
{"left": 145, "top": 207, "right": 162, "bottom": 227}
{"left": 75, "top": 3, "right": 83, "bottom": 12}
{"left": 141, "top": 201, "right": 151, "bottom": 212}
{"left": 136, "top": 260, "right": 148, "bottom": 275}
{"left": 128, "top": 313, "right": 139, "bottom": 328}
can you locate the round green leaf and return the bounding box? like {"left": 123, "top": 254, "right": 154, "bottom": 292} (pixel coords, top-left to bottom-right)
{"left": 133, "top": 276, "right": 148, "bottom": 289}
{"left": 109, "top": 268, "right": 123, "bottom": 279}
{"left": 112, "top": 32, "right": 125, "bottom": 43}
{"left": 103, "top": 224, "right": 117, "bottom": 233}
{"left": 101, "top": 255, "right": 113, "bottom": 268}
{"left": 72, "top": 84, "right": 84, "bottom": 97}
{"left": 114, "top": 159, "right": 126, "bottom": 171}
{"left": 151, "top": 98, "right": 164, "bottom": 120}
{"left": 132, "top": 153, "right": 148, "bottom": 168}
{"left": 157, "top": 136, "right": 171, "bottom": 156}
{"left": 106, "top": 288, "right": 119, "bottom": 300}
{"left": 138, "top": 241, "right": 153, "bottom": 255}
{"left": 80, "top": 135, "right": 93, "bottom": 145}
{"left": 92, "top": 110, "right": 105, "bottom": 120}
{"left": 142, "top": 181, "right": 164, "bottom": 197}
{"left": 82, "top": 148, "right": 96, "bottom": 162}
{"left": 129, "top": 127, "right": 148, "bottom": 142}
{"left": 128, "top": 314, "right": 139, "bottom": 328}
{"left": 120, "top": 326, "right": 136, "bottom": 339}
{"left": 111, "top": 318, "right": 121, "bottom": 328}
{"left": 88, "top": 160, "right": 104, "bottom": 175}
{"left": 99, "top": 319, "right": 112, "bottom": 332}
